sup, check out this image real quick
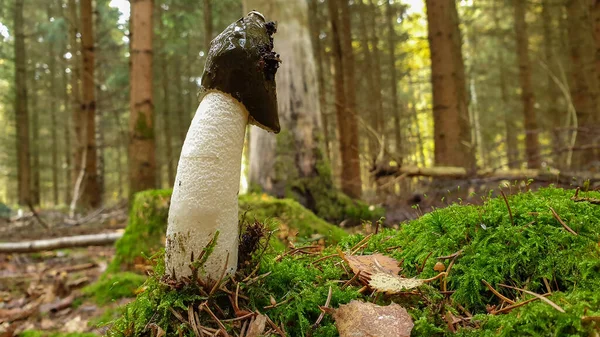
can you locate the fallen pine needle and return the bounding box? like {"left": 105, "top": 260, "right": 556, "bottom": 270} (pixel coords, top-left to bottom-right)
{"left": 481, "top": 279, "right": 516, "bottom": 305}
{"left": 497, "top": 283, "right": 565, "bottom": 313}
{"left": 549, "top": 207, "right": 578, "bottom": 236}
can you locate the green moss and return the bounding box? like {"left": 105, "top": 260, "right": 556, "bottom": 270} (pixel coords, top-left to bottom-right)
{"left": 95, "top": 190, "right": 345, "bottom": 304}
{"left": 133, "top": 115, "right": 153, "bottom": 140}
{"left": 239, "top": 193, "right": 347, "bottom": 244}
{"left": 273, "top": 130, "right": 384, "bottom": 224}
{"left": 82, "top": 272, "right": 146, "bottom": 305}
{"left": 19, "top": 332, "right": 98, "bottom": 337}
{"left": 107, "top": 187, "right": 600, "bottom": 336}
{"left": 108, "top": 190, "right": 171, "bottom": 273}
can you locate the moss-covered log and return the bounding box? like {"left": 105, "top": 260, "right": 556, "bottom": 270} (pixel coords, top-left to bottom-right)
{"left": 107, "top": 187, "right": 600, "bottom": 336}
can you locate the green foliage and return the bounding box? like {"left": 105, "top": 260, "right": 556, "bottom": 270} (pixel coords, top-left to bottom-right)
{"left": 82, "top": 272, "right": 146, "bottom": 305}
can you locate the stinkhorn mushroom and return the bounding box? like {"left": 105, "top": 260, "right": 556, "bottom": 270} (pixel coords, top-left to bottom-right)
{"left": 165, "top": 11, "right": 280, "bottom": 282}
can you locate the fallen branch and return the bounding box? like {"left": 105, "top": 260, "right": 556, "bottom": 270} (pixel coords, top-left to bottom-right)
{"left": 373, "top": 166, "right": 600, "bottom": 185}
{"left": 0, "top": 232, "right": 123, "bottom": 253}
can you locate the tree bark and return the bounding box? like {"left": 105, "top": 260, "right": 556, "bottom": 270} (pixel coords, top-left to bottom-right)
{"left": 368, "top": 0, "right": 385, "bottom": 152}
{"left": 30, "top": 75, "right": 41, "bottom": 206}
{"left": 48, "top": 3, "right": 59, "bottom": 206}
{"left": 425, "top": 0, "right": 475, "bottom": 170}
{"left": 14, "top": 0, "right": 31, "bottom": 206}
{"left": 542, "top": 0, "right": 563, "bottom": 168}
{"left": 246, "top": 0, "right": 362, "bottom": 222}
{"left": 159, "top": 7, "right": 175, "bottom": 186}
{"left": 566, "top": 0, "right": 600, "bottom": 168}
{"left": 308, "top": 0, "right": 332, "bottom": 161}
{"left": 80, "top": 0, "right": 101, "bottom": 207}
{"left": 514, "top": 0, "right": 541, "bottom": 169}
{"left": 492, "top": 0, "right": 519, "bottom": 169}
{"left": 129, "top": 0, "right": 157, "bottom": 194}
{"left": 68, "top": 0, "right": 83, "bottom": 204}
{"left": 329, "top": 0, "right": 362, "bottom": 198}
{"left": 385, "top": 0, "right": 402, "bottom": 160}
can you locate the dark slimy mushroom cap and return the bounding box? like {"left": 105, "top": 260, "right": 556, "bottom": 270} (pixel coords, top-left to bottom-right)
{"left": 200, "top": 11, "right": 280, "bottom": 133}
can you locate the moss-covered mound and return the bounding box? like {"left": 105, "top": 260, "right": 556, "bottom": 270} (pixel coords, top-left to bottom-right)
{"left": 108, "top": 190, "right": 347, "bottom": 274}
{"left": 108, "top": 190, "right": 172, "bottom": 273}
{"left": 106, "top": 187, "right": 600, "bottom": 336}
{"left": 239, "top": 193, "right": 348, "bottom": 244}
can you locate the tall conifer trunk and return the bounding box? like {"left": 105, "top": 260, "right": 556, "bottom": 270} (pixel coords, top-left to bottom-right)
{"left": 425, "top": 0, "right": 475, "bottom": 169}
{"left": 14, "top": 0, "right": 31, "bottom": 206}
{"left": 129, "top": 0, "right": 157, "bottom": 194}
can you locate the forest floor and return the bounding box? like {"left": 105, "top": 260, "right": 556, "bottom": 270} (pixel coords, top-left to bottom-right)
{"left": 0, "top": 180, "right": 587, "bottom": 336}
{"left": 0, "top": 207, "right": 129, "bottom": 336}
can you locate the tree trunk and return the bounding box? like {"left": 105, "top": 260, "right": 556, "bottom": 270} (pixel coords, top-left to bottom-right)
{"left": 80, "top": 0, "right": 101, "bottom": 207}
{"left": 14, "top": 0, "right": 31, "bottom": 206}
{"left": 94, "top": 0, "right": 105, "bottom": 200}
{"left": 591, "top": 1, "right": 600, "bottom": 80}
{"left": 385, "top": 0, "right": 402, "bottom": 160}
{"left": 425, "top": 0, "right": 475, "bottom": 169}
{"left": 368, "top": 0, "right": 385, "bottom": 152}
{"left": 246, "top": 0, "right": 362, "bottom": 222}
{"left": 30, "top": 75, "right": 41, "bottom": 206}
{"left": 68, "top": 0, "right": 82, "bottom": 204}
{"left": 129, "top": 0, "right": 157, "bottom": 194}
{"left": 329, "top": 0, "right": 362, "bottom": 198}
{"left": 566, "top": 0, "right": 600, "bottom": 169}
{"left": 203, "top": 0, "right": 213, "bottom": 53}
{"left": 542, "top": 0, "right": 563, "bottom": 168}
{"left": 159, "top": 8, "right": 175, "bottom": 186}
{"left": 308, "top": 0, "right": 331, "bottom": 161}
{"left": 60, "top": 31, "right": 72, "bottom": 203}
{"left": 48, "top": 3, "right": 60, "bottom": 206}
{"left": 492, "top": 0, "right": 519, "bottom": 169}
{"left": 514, "top": 0, "right": 541, "bottom": 169}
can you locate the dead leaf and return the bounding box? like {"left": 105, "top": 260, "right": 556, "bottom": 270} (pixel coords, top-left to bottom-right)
{"left": 368, "top": 273, "right": 424, "bottom": 294}
{"left": 245, "top": 314, "right": 267, "bottom": 337}
{"left": 342, "top": 253, "right": 401, "bottom": 277}
{"left": 333, "top": 300, "right": 414, "bottom": 337}
{"left": 64, "top": 315, "right": 87, "bottom": 333}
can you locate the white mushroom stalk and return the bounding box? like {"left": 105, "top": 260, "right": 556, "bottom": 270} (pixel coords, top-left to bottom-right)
{"left": 165, "top": 11, "right": 280, "bottom": 283}
{"left": 165, "top": 91, "right": 248, "bottom": 281}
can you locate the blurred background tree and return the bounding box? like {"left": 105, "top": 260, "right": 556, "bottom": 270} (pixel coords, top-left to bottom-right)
{"left": 0, "top": 0, "right": 598, "bottom": 218}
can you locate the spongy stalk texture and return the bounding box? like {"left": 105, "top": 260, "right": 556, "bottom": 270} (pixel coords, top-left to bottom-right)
{"left": 165, "top": 91, "right": 248, "bottom": 282}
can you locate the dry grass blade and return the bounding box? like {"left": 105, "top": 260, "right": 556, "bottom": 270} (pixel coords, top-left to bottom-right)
{"left": 200, "top": 303, "right": 230, "bottom": 335}
{"left": 350, "top": 234, "right": 373, "bottom": 254}
{"left": 549, "top": 207, "right": 578, "bottom": 235}
{"left": 188, "top": 305, "right": 201, "bottom": 337}
{"left": 500, "top": 190, "right": 514, "bottom": 226}
{"left": 210, "top": 253, "right": 230, "bottom": 296}
{"left": 497, "top": 283, "right": 565, "bottom": 313}
{"left": 492, "top": 293, "right": 550, "bottom": 315}
{"left": 341, "top": 270, "right": 361, "bottom": 289}
{"left": 481, "top": 279, "right": 516, "bottom": 305}
{"left": 312, "top": 286, "right": 332, "bottom": 329}
{"left": 264, "top": 314, "right": 286, "bottom": 337}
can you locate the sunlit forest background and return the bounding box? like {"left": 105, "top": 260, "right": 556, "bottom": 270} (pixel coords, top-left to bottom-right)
{"left": 1, "top": 0, "right": 598, "bottom": 217}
